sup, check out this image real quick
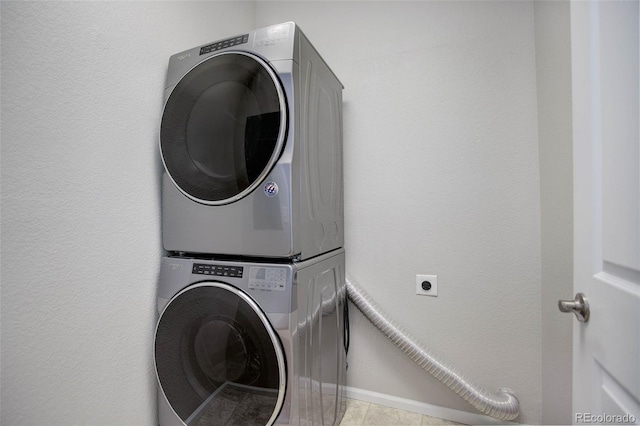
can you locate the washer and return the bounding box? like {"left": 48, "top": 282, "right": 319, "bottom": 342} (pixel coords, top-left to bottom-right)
{"left": 154, "top": 249, "right": 348, "bottom": 426}
{"left": 160, "top": 22, "right": 344, "bottom": 260}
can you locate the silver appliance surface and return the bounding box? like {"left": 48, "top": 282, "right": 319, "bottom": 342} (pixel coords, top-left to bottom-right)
{"left": 155, "top": 249, "right": 347, "bottom": 426}
{"left": 160, "top": 22, "right": 344, "bottom": 260}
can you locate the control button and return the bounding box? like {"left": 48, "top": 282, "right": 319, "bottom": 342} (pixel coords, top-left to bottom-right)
{"left": 193, "top": 263, "right": 244, "bottom": 277}
{"left": 199, "top": 34, "right": 250, "bottom": 55}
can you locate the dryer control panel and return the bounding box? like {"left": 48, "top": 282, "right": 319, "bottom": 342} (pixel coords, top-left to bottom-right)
{"left": 192, "top": 263, "right": 244, "bottom": 278}
{"left": 199, "top": 34, "right": 249, "bottom": 55}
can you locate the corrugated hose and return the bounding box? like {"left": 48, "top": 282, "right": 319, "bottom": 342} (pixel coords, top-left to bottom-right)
{"left": 345, "top": 277, "right": 520, "bottom": 421}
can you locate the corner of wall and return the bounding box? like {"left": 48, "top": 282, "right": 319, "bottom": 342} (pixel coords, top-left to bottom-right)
{"left": 533, "top": 1, "right": 574, "bottom": 424}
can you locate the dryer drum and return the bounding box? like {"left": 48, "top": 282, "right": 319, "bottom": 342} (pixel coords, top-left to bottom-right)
{"left": 160, "top": 52, "right": 288, "bottom": 205}
{"left": 154, "top": 283, "right": 286, "bottom": 425}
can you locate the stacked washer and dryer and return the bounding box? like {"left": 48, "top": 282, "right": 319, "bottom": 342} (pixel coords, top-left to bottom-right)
{"left": 155, "top": 22, "right": 348, "bottom": 426}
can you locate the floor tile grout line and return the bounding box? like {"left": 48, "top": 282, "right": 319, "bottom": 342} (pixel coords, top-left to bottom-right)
{"left": 359, "top": 401, "right": 371, "bottom": 426}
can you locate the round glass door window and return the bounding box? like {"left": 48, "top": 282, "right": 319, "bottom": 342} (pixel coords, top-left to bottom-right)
{"left": 161, "top": 52, "right": 287, "bottom": 205}
{"left": 155, "top": 283, "right": 286, "bottom": 425}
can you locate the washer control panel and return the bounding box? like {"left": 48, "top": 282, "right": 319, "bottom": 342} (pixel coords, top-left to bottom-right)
{"left": 192, "top": 263, "right": 243, "bottom": 278}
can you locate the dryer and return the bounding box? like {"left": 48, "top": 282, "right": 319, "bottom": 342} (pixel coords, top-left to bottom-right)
{"left": 160, "top": 22, "right": 343, "bottom": 260}
{"left": 154, "top": 249, "right": 348, "bottom": 426}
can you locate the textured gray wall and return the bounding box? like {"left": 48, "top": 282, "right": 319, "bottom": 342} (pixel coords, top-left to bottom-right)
{"left": 0, "top": 2, "right": 254, "bottom": 424}
{"left": 534, "top": 2, "right": 574, "bottom": 424}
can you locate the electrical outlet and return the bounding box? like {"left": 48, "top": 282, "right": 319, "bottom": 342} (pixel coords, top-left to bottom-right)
{"left": 416, "top": 274, "right": 438, "bottom": 297}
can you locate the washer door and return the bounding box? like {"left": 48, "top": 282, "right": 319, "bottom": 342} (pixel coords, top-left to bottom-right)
{"left": 155, "top": 283, "right": 286, "bottom": 426}
{"left": 160, "top": 52, "right": 287, "bottom": 205}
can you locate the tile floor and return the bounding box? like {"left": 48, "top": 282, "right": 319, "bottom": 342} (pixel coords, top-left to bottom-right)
{"left": 339, "top": 399, "right": 465, "bottom": 426}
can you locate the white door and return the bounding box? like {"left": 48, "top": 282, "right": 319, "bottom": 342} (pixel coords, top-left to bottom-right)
{"left": 570, "top": 0, "right": 640, "bottom": 423}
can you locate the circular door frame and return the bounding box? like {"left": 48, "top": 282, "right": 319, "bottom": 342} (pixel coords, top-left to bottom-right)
{"left": 154, "top": 281, "right": 287, "bottom": 426}
{"left": 159, "top": 51, "right": 288, "bottom": 206}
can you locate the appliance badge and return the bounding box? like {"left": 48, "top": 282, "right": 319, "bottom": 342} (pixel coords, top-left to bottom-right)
{"left": 264, "top": 181, "right": 279, "bottom": 197}
{"left": 169, "top": 263, "right": 182, "bottom": 271}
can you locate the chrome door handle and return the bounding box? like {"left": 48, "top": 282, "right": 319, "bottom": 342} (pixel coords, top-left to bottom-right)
{"left": 558, "top": 293, "right": 590, "bottom": 322}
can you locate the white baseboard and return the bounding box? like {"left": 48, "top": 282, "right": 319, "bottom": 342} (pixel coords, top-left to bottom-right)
{"left": 344, "top": 386, "right": 519, "bottom": 425}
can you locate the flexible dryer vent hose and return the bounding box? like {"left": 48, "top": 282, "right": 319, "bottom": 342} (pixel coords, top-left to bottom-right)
{"left": 345, "top": 278, "right": 520, "bottom": 421}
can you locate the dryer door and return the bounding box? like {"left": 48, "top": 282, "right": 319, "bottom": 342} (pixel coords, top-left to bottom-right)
{"left": 155, "top": 283, "right": 286, "bottom": 426}
{"left": 160, "top": 52, "right": 287, "bottom": 205}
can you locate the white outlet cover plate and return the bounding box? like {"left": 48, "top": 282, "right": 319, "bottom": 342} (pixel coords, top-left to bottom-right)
{"left": 416, "top": 274, "right": 438, "bottom": 297}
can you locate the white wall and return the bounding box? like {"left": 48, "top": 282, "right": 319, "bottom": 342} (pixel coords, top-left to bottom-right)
{"left": 1, "top": 2, "right": 571, "bottom": 425}
{"left": 534, "top": 2, "right": 574, "bottom": 424}
{"left": 0, "top": 2, "right": 254, "bottom": 424}
{"left": 255, "top": 2, "right": 542, "bottom": 423}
